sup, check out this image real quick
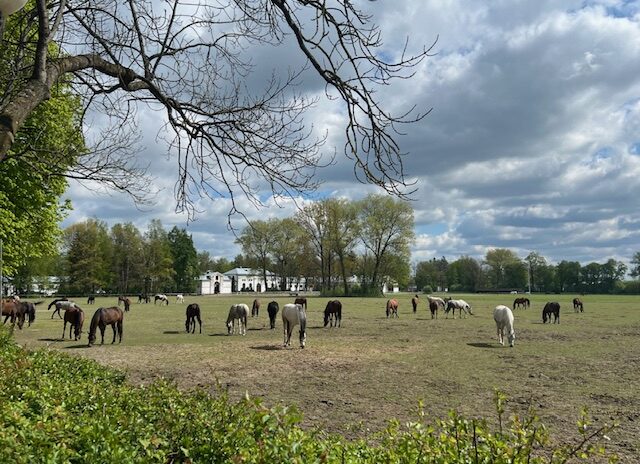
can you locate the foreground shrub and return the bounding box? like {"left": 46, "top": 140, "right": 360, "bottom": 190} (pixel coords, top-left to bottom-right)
{"left": 0, "top": 327, "right": 617, "bottom": 463}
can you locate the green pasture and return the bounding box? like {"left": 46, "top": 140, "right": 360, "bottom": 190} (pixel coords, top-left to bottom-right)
{"left": 11, "top": 293, "right": 640, "bottom": 460}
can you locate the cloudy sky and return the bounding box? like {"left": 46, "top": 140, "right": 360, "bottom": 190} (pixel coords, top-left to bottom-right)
{"left": 62, "top": 0, "right": 640, "bottom": 268}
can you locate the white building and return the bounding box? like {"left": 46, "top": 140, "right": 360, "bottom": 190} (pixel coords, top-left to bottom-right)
{"left": 198, "top": 268, "right": 280, "bottom": 294}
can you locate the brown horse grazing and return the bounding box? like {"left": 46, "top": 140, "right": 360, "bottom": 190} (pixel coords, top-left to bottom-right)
{"left": 542, "top": 302, "right": 560, "bottom": 324}
{"left": 185, "top": 303, "right": 202, "bottom": 334}
{"left": 1, "top": 299, "right": 19, "bottom": 327}
{"left": 267, "top": 301, "right": 279, "bottom": 329}
{"left": 16, "top": 301, "right": 41, "bottom": 327}
{"left": 513, "top": 297, "right": 530, "bottom": 309}
{"left": 324, "top": 300, "right": 342, "bottom": 327}
{"left": 411, "top": 295, "right": 419, "bottom": 313}
{"left": 294, "top": 297, "right": 307, "bottom": 310}
{"left": 118, "top": 296, "right": 131, "bottom": 312}
{"left": 62, "top": 307, "right": 85, "bottom": 341}
{"left": 429, "top": 300, "right": 438, "bottom": 319}
{"left": 87, "top": 307, "right": 124, "bottom": 346}
{"left": 251, "top": 299, "right": 261, "bottom": 317}
{"left": 573, "top": 298, "right": 584, "bottom": 313}
{"left": 386, "top": 299, "right": 399, "bottom": 318}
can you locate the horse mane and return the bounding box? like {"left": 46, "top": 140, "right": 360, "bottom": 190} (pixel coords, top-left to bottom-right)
{"left": 88, "top": 308, "right": 103, "bottom": 344}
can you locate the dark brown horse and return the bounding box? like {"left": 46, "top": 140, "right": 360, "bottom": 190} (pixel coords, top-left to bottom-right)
{"left": 267, "top": 301, "right": 279, "bottom": 329}
{"left": 542, "top": 302, "right": 560, "bottom": 324}
{"left": 88, "top": 307, "right": 124, "bottom": 346}
{"left": 429, "top": 300, "right": 438, "bottom": 319}
{"left": 513, "top": 297, "right": 530, "bottom": 309}
{"left": 411, "top": 295, "right": 419, "bottom": 313}
{"left": 1, "top": 299, "right": 19, "bottom": 328}
{"left": 294, "top": 297, "right": 307, "bottom": 310}
{"left": 87, "top": 295, "right": 96, "bottom": 304}
{"left": 251, "top": 299, "right": 261, "bottom": 317}
{"left": 62, "top": 307, "right": 85, "bottom": 341}
{"left": 185, "top": 303, "right": 202, "bottom": 334}
{"left": 16, "top": 301, "right": 41, "bottom": 327}
{"left": 118, "top": 296, "right": 131, "bottom": 312}
{"left": 386, "top": 299, "right": 399, "bottom": 318}
{"left": 138, "top": 293, "right": 150, "bottom": 304}
{"left": 573, "top": 298, "right": 584, "bottom": 313}
{"left": 324, "top": 300, "right": 342, "bottom": 327}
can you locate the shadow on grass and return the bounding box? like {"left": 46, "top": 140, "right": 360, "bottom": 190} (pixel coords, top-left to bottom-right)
{"left": 163, "top": 330, "right": 182, "bottom": 334}
{"left": 209, "top": 333, "right": 230, "bottom": 337}
{"left": 65, "top": 344, "right": 91, "bottom": 349}
{"left": 38, "top": 338, "right": 65, "bottom": 342}
{"left": 250, "top": 344, "right": 283, "bottom": 351}
{"left": 467, "top": 342, "right": 500, "bottom": 349}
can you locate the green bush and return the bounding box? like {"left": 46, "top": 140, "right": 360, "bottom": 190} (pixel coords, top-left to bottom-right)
{"left": 0, "top": 327, "right": 617, "bottom": 463}
{"left": 422, "top": 285, "right": 433, "bottom": 294}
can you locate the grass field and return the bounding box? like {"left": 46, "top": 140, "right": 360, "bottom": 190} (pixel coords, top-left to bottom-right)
{"left": 11, "top": 293, "right": 640, "bottom": 460}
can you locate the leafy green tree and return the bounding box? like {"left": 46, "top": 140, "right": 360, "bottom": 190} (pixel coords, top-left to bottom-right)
{"left": 63, "top": 219, "right": 112, "bottom": 294}
{"left": 269, "top": 218, "right": 305, "bottom": 291}
{"left": 236, "top": 220, "right": 276, "bottom": 292}
{"left": 555, "top": 260, "right": 581, "bottom": 293}
{"left": 357, "top": 194, "right": 414, "bottom": 295}
{"left": 415, "top": 257, "right": 449, "bottom": 293}
{"left": 296, "top": 201, "right": 332, "bottom": 292}
{"left": 483, "top": 249, "right": 522, "bottom": 289}
{"left": 325, "top": 199, "right": 360, "bottom": 295}
{"left": 447, "top": 256, "right": 482, "bottom": 292}
{"left": 630, "top": 252, "right": 640, "bottom": 279}
{"left": 168, "top": 227, "right": 199, "bottom": 293}
{"left": 110, "top": 223, "right": 145, "bottom": 294}
{"left": 0, "top": 13, "right": 83, "bottom": 275}
{"left": 142, "top": 220, "right": 174, "bottom": 294}
{"left": 600, "top": 259, "right": 627, "bottom": 294}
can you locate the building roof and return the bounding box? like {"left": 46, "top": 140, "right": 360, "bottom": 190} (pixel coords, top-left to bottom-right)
{"left": 223, "top": 267, "right": 275, "bottom": 277}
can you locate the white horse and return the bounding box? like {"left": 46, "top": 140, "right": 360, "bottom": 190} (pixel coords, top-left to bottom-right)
{"left": 226, "top": 303, "right": 249, "bottom": 335}
{"left": 493, "top": 305, "right": 515, "bottom": 347}
{"left": 282, "top": 303, "right": 307, "bottom": 348}
{"left": 154, "top": 294, "right": 169, "bottom": 305}
{"left": 176, "top": 294, "right": 184, "bottom": 303}
{"left": 445, "top": 299, "right": 473, "bottom": 318}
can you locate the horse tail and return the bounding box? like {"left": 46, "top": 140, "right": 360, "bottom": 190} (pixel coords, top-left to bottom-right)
{"left": 88, "top": 308, "right": 102, "bottom": 345}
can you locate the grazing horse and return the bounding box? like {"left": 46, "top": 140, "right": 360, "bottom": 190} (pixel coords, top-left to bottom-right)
{"left": 176, "top": 294, "right": 185, "bottom": 303}
{"left": 493, "top": 305, "right": 515, "bottom": 347}
{"left": 138, "top": 293, "right": 150, "bottom": 304}
{"left": 542, "top": 302, "right": 560, "bottom": 324}
{"left": 62, "top": 307, "right": 84, "bottom": 341}
{"left": 185, "top": 303, "right": 202, "bottom": 334}
{"left": 118, "top": 296, "right": 131, "bottom": 312}
{"left": 154, "top": 294, "right": 169, "bottom": 305}
{"left": 1, "top": 299, "right": 19, "bottom": 327}
{"left": 386, "top": 299, "right": 399, "bottom": 318}
{"left": 226, "top": 304, "right": 249, "bottom": 335}
{"left": 324, "top": 300, "right": 342, "bottom": 328}
{"left": 52, "top": 300, "right": 79, "bottom": 320}
{"left": 267, "top": 301, "right": 279, "bottom": 329}
{"left": 251, "top": 299, "right": 261, "bottom": 317}
{"left": 294, "top": 297, "right": 307, "bottom": 310}
{"left": 427, "top": 296, "right": 446, "bottom": 313}
{"left": 47, "top": 297, "right": 68, "bottom": 319}
{"left": 513, "top": 297, "right": 530, "bottom": 309}
{"left": 573, "top": 298, "right": 584, "bottom": 313}
{"left": 411, "top": 295, "right": 419, "bottom": 313}
{"left": 445, "top": 299, "right": 473, "bottom": 319}
{"left": 87, "top": 295, "right": 96, "bottom": 305}
{"left": 282, "top": 303, "right": 307, "bottom": 348}
{"left": 16, "top": 301, "right": 40, "bottom": 327}
{"left": 429, "top": 300, "right": 438, "bottom": 319}
{"left": 87, "top": 307, "right": 124, "bottom": 346}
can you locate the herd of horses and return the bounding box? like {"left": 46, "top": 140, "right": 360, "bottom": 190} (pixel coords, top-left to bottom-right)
{"left": 3, "top": 292, "right": 587, "bottom": 350}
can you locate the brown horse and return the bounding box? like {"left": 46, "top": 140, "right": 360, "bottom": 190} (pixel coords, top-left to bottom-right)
{"left": 573, "top": 298, "right": 584, "bottom": 313}
{"left": 185, "top": 303, "right": 202, "bottom": 334}
{"left": 118, "top": 296, "right": 131, "bottom": 312}
{"left": 429, "top": 300, "right": 438, "bottom": 319}
{"left": 386, "top": 299, "right": 399, "bottom": 318}
{"left": 62, "top": 307, "right": 85, "bottom": 341}
{"left": 88, "top": 307, "right": 124, "bottom": 346}
{"left": 1, "top": 299, "right": 20, "bottom": 328}
{"left": 513, "top": 297, "right": 530, "bottom": 309}
{"left": 411, "top": 295, "right": 419, "bottom": 313}
{"left": 251, "top": 299, "right": 261, "bottom": 317}
{"left": 16, "top": 301, "right": 41, "bottom": 327}
{"left": 267, "top": 301, "right": 279, "bottom": 329}
{"left": 294, "top": 297, "right": 307, "bottom": 310}
{"left": 324, "top": 300, "right": 342, "bottom": 327}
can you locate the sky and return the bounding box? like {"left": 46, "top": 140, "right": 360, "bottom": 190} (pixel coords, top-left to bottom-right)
{"left": 61, "top": 0, "right": 640, "bottom": 269}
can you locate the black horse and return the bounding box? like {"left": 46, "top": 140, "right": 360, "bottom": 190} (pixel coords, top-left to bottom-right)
{"left": 185, "top": 303, "right": 202, "bottom": 334}
{"left": 267, "top": 301, "right": 279, "bottom": 329}
{"left": 87, "top": 295, "right": 96, "bottom": 304}
{"left": 573, "top": 298, "right": 584, "bottom": 313}
{"left": 324, "top": 300, "right": 342, "bottom": 327}
{"left": 542, "top": 302, "right": 560, "bottom": 324}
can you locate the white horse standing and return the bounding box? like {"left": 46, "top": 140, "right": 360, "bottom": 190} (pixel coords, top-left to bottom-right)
{"left": 226, "top": 303, "right": 249, "bottom": 335}
{"left": 445, "top": 299, "right": 473, "bottom": 318}
{"left": 493, "top": 305, "right": 515, "bottom": 347}
{"left": 282, "top": 303, "right": 307, "bottom": 348}
{"left": 176, "top": 294, "right": 184, "bottom": 303}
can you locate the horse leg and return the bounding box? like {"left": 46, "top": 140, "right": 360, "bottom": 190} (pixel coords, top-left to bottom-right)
{"left": 62, "top": 322, "right": 66, "bottom": 340}
{"left": 117, "top": 321, "right": 123, "bottom": 343}
{"left": 99, "top": 324, "right": 106, "bottom": 344}
{"left": 197, "top": 316, "right": 202, "bottom": 334}
{"left": 283, "top": 321, "right": 289, "bottom": 346}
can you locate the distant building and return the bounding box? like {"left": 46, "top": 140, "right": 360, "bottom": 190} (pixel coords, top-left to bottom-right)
{"left": 198, "top": 268, "right": 279, "bottom": 294}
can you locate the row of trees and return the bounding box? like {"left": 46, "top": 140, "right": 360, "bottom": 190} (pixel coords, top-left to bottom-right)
{"left": 12, "top": 219, "right": 199, "bottom": 295}
{"left": 235, "top": 194, "right": 415, "bottom": 296}
{"left": 416, "top": 249, "right": 638, "bottom": 295}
